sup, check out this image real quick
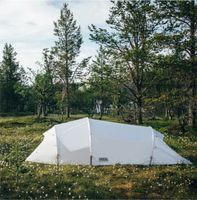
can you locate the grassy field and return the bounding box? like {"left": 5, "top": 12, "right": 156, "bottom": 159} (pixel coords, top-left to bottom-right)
{"left": 0, "top": 115, "right": 196, "bottom": 199}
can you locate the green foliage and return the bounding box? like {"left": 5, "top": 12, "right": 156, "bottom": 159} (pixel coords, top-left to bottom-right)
{"left": 89, "top": 47, "right": 114, "bottom": 118}
{"left": 53, "top": 3, "right": 83, "bottom": 118}
{"left": 0, "top": 1, "right": 196, "bottom": 126}
{"left": 0, "top": 44, "right": 26, "bottom": 113}
{"left": 155, "top": 0, "right": 197, "bottom": 127}
{"left": 89, "top": 0, "right": 159, "bottom": 124}
{"left": 34, "top": 73, "right": 54, "bottom": 116}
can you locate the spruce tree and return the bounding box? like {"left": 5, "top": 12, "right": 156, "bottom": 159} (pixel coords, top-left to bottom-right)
{"left": 0, "top": 43, "right": 21, "bottom": 113}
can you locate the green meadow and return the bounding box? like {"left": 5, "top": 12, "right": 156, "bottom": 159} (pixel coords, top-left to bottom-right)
{"left": 0, "top": 115, "right": 197, "bottom": 199}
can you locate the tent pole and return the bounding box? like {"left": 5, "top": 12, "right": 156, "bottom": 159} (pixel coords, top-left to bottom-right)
{"left": 90, "top": 155, "right": 93, "bottom": 166}
{"left": 150, "top": 156, "right": 153, "bottom": 165}
{"left": 150, "top": 127, "right": 155, "bottom": 165}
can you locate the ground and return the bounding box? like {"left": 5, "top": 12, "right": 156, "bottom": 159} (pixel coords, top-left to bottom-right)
{"left": 0, "top": 115, "right": 196, "bottom": 199}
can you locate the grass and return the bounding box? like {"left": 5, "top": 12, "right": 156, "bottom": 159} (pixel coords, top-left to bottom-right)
{"left": 0, "top": 115, "right": 196, "bottom": 199}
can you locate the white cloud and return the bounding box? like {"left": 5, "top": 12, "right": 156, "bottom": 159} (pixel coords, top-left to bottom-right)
{"left": 0, "top": 0, "right": 111, "bottom": 70}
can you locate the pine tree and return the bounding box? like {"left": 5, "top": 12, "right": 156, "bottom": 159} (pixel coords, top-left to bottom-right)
{"left": 89, "top": 0, "right": 158, "bottom": 124}
{"left": 156, "top": 0, "right": 197, "bottom": 128}
{"left": 53, "top": 3, "right": 83, "bottom": 118}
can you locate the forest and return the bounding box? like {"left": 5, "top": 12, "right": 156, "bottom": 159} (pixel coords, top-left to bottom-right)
{"left": 0, "top": 0, "right": 196, "bottom": 129}
{"left": 0, "top": 1, "right": 197, "bottom": 199}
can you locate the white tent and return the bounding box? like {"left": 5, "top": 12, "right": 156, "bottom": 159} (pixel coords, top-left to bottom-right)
{"left": 26, "top": 117, "right": 191, "bottom": 165}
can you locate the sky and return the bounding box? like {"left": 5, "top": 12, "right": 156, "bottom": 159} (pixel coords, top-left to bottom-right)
{"left": 0, "top": 0, "right": 111, "bottom": 70}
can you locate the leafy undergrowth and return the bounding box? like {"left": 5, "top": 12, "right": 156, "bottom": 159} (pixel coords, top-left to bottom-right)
{"left": 0, "top": 115, "right": 196, "bottom": 199}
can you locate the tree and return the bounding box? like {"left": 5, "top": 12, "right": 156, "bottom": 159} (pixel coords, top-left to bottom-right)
{"left": 156, "top": 0, "right": 197, "bottom": 128}
{"left": 89, "top": 47, "right": 113, "bottom": 119}
{"left": 0, "top": 43, "right": 23, "bottom": 113}
{"left": 34, "top": 73, "right": 53, "bottom": 117}
{"left": 89, "top": 0, "right": 158, "bottom": 124}
{"left": 33, "top": 49, "right": 55, "bottom": 118}
{"left": 53, "top": 3, "right": 83, "bottom": 118}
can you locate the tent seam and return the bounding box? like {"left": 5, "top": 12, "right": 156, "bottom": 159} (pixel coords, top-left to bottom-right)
{"left": 156, "top": 147, "right": 183, "bottom": 164}
{"left": 54, "top": 125, "right": 60, "bottom": 165}
{"left": 150, "top": 127, "right": 155, "bottom": 165}
{"left": 87, "top": 118, "right": 92, "bottom": 165}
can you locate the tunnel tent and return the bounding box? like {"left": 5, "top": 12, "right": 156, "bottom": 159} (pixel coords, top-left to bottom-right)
{"left": 26, "top": 117, "right": 191, "bottom": 165}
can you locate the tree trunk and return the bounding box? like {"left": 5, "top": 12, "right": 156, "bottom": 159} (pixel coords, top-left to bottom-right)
{"left": 188, "top": 0, "right": 196, "bottom": 128}
{"left": 136, "top": 98, "right": 143, "bottom": 124}
{"left": 66, "top": 78, "right": 70, "bottom": 118}
{"left": 61, "top": 86, "right": 66, "bottom": 119}
{"left": 99, "top": 104, "right": 103, "bottom": 120}
{"left": 165, "top": 106, "right": 168, "bottom": 119}
{"left": 188, "top": 79, "right": 196, "bottom": 128}
{"left": 169, "top": 110, "right": 173, "bottom": 120}
{"left": 65, "top": 47, "right": 70, "bottom": 118}
{"left": 41, "top": 103, "right": 46, "bottom": 118}
{"left": 37, "top": 104, "right": 41, "bottom": 118}
{"left": 165, "top": 106, "right": 173, "bottom": 120}
{"left": 133, "top": 102, "right": 137, "bottom": 123}
{"left": 137, "top": 107, "right": 143, "bottom": 124}
{"left": 165, "top": 105, "right": 173, "bottom": 120}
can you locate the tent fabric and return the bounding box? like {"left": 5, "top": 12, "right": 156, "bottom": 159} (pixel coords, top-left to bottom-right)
{"left": 26, "top": 117, "right": 191, "bottom": 165}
